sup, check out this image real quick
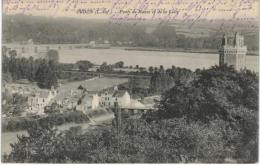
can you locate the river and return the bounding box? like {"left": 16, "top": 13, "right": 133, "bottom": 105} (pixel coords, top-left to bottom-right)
{"left": 8, "top": 45, "right": 259, "bottom": 72}
{"left": 57, "top": 48, "right": 258, "bottom": 72}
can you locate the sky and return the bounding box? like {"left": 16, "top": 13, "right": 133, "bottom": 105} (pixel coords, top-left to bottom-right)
{"left": 2, "top": 0, "right": 259, "bottom": 21}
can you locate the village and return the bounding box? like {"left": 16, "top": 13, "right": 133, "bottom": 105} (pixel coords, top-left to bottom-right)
{"left": 2, "top": 76, "right": 158, "bottom": 119}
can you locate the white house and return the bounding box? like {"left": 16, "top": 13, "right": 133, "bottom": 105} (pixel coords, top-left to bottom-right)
{"left": 91, "top": 94, "right": 100, "bottom": 109}
{"left": 99, "top": 90, "right": 131, "bottom": 108}
{"left": 77, "top": 94, "right": 100, "bottom": 113}
{"left": 27, "top": 88, "right": 57, "bottom": 115}
{"left": 113, "top": 90, "right": 131, "bottom": 107}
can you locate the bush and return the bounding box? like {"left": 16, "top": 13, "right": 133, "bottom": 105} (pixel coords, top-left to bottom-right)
{"left": 2, "top": 111, "right": 90, "bottom": 132}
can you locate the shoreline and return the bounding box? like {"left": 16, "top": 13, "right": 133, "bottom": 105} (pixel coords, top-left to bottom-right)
{"left": 123, "top": 47, "right": 258, "bottom": 56}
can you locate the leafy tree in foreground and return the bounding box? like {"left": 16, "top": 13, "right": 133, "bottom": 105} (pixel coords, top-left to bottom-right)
{"left": 158, "top": 65, "right": 258, "bottom": 162}
{"left": 5, "top": 118, "right": 234, "bottom": 163}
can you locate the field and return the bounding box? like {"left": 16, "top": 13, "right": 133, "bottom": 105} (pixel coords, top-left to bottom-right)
{"left": 59, "top": 77, "right": 129, "bottom": 92}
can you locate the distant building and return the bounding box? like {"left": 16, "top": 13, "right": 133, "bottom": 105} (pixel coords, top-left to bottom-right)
{"left": 88, "top": 40, "right": 111, "bottom": 49}
{"left": 113, "top": 67, "right": 140, "bottom": 73}
{"left": 219, "top": 32, "right": 247, "bottom": 71}
{"left": 88, "top": 65, "right": 100, "bottom": 72}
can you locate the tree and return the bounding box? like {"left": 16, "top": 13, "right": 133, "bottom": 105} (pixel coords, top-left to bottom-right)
{"left": 76, "top": 60, "right": 93, "bottom": 72}
{"left": 12, "top": 94, "right": 28, "bottom": 116}
{"left": 5, "top": 125, "right": 66, "bottom": 163}
{"left": 100, "top": 62, "right": 112, "bottom": 72}
{"left": 150, "top": 70, "right": 175, "bottom": 94}
{"left": 113, "top": 61, "right": 124, "bottom": 68}
{"left": 2, "top": 93, "right": 28, "bottom": 116}
{"left": 152, "top": 25, "right": 177, "bottom": 48}
{"left": 46, "top": 50, "right": 59, "bottom": 63}
{"left": 158, "top": 65, "right": 258, "bottom": 163}
{"left": 44, "top": 102, "right": 61, "bottom": 114}
{"left": 35, "top": 59, "right": 58, "bottom": 89}
{"left": 148, "top": 66, "right": 154, "bottom": 74}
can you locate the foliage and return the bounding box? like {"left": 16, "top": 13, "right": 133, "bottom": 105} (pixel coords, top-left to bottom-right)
{"left": 35, "top": 59, "right": 58, "bottom": 89}
{"left": 3, "top": 15, "right": 258, "bottom": 51}
{"left": 46, "top": 49, "right": 59, "bottom": 63}
{"left": 2, "top": 111, "right": 90, "bottom": 132}
{"left": 44, "top": 102, "right": 61, "bottom": 114}
{"left": 2, "top": 93, "right": 28, "bottom": 116}
{"left": 158, "top": 65, "right": 258, "bottom": 162}
{"left": 4, "top": 118, "right": 240, "bottom": 163}
{"left": 2, "top": 49, "right": 59, "bottom": 89}
{"left": 5, "top": 125, "right": 65, "bottom": 163}
{"left": 99, "top": 62, "right": 113, "bottom": 72}
{"left": 113, "top": 61, "right": 124, "bottom": 68}
{"left": 150, "top": 66, "right": 194, "bottom": 94}
{"left": 76, "top": 60, "right": 94, "bottom": 71}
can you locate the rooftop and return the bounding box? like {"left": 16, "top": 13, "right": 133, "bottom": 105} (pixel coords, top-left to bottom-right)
{"left": 112, "top": 90, "right": 128, "bottom": 97}
{"left": 121, "top": 99, "right": 152, "bottom": 110}
{"left": 38, "top": 90, "right": 50, "bottom": 98}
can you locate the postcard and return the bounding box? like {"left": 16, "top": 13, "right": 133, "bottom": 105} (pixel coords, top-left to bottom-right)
{"left": 1, "top": 0, "right": 259, "bottom": 163}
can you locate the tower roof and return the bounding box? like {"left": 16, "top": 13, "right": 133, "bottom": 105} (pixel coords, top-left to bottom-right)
{"left": 221, "top": 32, "right": 244, "bottom": 47}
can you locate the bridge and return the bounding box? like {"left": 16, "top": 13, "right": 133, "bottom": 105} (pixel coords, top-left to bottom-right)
{"left": 3, "top": 43, "right": 91, "bottom": 52}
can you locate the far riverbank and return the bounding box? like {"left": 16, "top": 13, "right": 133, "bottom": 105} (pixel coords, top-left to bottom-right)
{"left": 123, "top": 47, "right": 259, "bottom": 56}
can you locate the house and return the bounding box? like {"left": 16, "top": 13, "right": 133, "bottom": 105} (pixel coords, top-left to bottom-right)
{"left": 77, "top": 93, "right": 100, "bottom": 113}
{"left": 88, "top": 40, "right": 111, "bottom": 49}
{"left": 88, "top": 64, "right": 100, "bottom": 72}
{"left": 99, "top": 90, "right": 131, "bottom": 108}
{"left": 112, "top": 90, "right": 131, "bottom": 107}
{"left": 91, "top": 94, "right": 99, "bottom": 109}
{"left": 99, "top": 90, "right": 114, "bottom": 107}
{"left": 54, "top": 89, "right": 83, "bottom": 110}
{"left": 27, "top": 88, "right": 57, "bottom": 115}
{"left": 113, "top": 67, "right": 140, "bottom": 73}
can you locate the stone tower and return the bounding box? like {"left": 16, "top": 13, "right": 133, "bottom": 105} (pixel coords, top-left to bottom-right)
{"left": 219, "top": 32, "right": 247, "bottom": 70}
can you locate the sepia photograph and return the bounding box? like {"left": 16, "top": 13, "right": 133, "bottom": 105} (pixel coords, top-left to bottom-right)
{"left": 1, "top": 0, "right": 259, "bottom": 163}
